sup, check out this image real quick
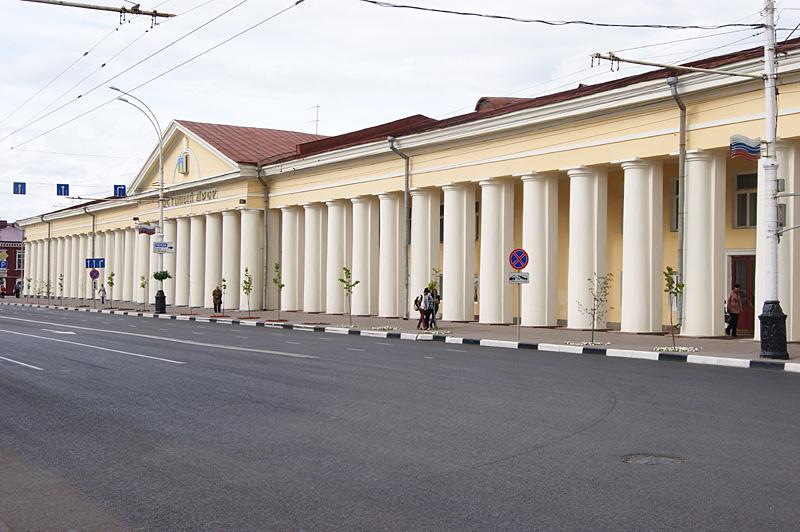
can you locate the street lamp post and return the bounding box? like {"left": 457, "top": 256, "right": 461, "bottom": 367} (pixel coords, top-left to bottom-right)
{"left": 111, "top": 86, "right": 167, "bottom": 314}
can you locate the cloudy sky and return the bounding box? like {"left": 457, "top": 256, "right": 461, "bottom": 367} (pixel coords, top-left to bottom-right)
{"left": 0, "top": 0, "right": 793, "bottom": 222}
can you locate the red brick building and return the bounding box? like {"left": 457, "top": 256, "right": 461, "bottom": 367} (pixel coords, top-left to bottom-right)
{"left": 0, "top": 220, "right": 24, "bottom": 296}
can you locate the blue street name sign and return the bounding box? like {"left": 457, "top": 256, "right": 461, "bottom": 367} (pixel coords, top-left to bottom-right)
{"left": 13, "top": 182, "right": 26, "bottom": 195}
{"left": 85, "top": 258, "right": 106, "bottom": 269}
{"left": 114, "top": 185, "right": 126, "bottom": 197}
{"left": 56, "top": 183, "right": 69, "bottom": 196}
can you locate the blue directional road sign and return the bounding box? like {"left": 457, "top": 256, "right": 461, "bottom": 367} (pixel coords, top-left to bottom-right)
{"left": 13, "top": 182, "right": 26, "bottom": 195}
{"left": 0, "top": 260, "right": 7, "bottom": 269}
{"left": 56, "top": 183, "right": 69, "bottom": 196}
{"left": 508, "top": 248, "right": 529, "bottom": 271}
{"left": 85, "top": 258, "right": 106, "bottom": 269}
{"left": 114, "top": 185, "right": 126, "bottom": 197}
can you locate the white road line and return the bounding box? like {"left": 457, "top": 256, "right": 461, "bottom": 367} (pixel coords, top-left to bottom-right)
{"left": 0, "top": 355, "right": 43, "bottom": 371}
{"left": 0, "top": 328, "right": 186, "bottom": 365}
{"left": 446, "top": 349, "right": 467, "bottom": 353}
{"left": 376, "top": 342, "right": 393, "bottom": 346}
{"left": 424, "top": 356, "right": 433, "bottom": 359}
{"left": 0, "top": 316, "right": 317, "bottom": 360}
{"left": 41, "top": 329, "right": 76, "bottom": 335}
{"left": 286, "top": 341, "right": 301, "bottom": 345}
{"left": 346, "top": 348, "right": 365, "bottom": 352}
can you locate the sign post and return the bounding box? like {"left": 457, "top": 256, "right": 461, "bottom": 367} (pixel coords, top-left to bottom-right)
{"left": 508, "top": 248, "right": 529, "bottom": 342}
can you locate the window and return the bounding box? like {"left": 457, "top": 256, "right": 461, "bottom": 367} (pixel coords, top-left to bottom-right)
{"left": 16, "top": 250, "right": 24, "bottom": 271}
{"left": 735, "top": 173, "right": 757, "bottom": 228}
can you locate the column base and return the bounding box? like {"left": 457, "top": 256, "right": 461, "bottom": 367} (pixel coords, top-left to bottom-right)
{"left": 759, "top": 300, "right": 789, "bottom": 359}
{"left": 155, "top": 290, "right": 167, "bottom": 314}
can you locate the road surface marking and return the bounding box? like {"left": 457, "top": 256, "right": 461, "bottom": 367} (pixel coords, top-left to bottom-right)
{"left": 376, "top": 342, "right": 393, "bottom": 346}
{"left": 424, "top": 356, "right": 433, "bottom": 359}
{"left": 41, "top": 329, "right": 76, "bottom": 335}
{"left": 286, "top": 341, "right": 301, "bottom": 345}
{"left": 346, "top": 348, "right": 365, "bottom": 352}
{"left": 446, "top": 349, "right": 467, "bottom": 353}
{"left": 0, "top": 316, "right": 317, "bottom": 360}
{"left": 0, "top": 328, "right": 186, "bottom": 365}
{"left": 0, "top": 355, "right": 43, "bottom": 371}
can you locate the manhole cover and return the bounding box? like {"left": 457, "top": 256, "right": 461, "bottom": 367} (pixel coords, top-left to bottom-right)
{"left": 622, "top": 453, "right": 686, "bottom": 465}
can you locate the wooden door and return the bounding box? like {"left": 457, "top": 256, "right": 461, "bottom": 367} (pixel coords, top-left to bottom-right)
{"left": 730, "top": 255, "right": 756, "bottom": 332}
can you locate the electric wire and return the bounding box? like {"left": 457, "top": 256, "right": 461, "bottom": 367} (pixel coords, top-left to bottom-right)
{"left": 0, "top": 0, "right": 253, "bottom": 146}
{"left": 0, "top": 0, "right": 307, "bottom": 155}
{"left": 357, "top": 0, "right": 765, "bottom": 30}
{"left": 9, "top": 149, "right": 144, "bottom": 160}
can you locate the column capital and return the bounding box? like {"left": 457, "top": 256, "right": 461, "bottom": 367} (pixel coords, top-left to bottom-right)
{"left": 618, "top": 158, "right": 653, "bottom": 171}
{"left": 325, "top": 199, "right": 347, "bottom": 207}
{"left": 302, "top": 202, "right": 323, "bottom": 211}
{"left": 378, "top": 192, "right": 401, "bottom": 201}
{"left": 221, "top": 209, "right": 240, "bottom": 217}
{"left": 685, "top": 149, "right": 713, "bottom": 161}
{"left": 280, "top": 205, "right": 300, "bottom": 213}
{"left": 515, "top": 171, "right": 550, "bottom": 182}
{"left": 566, "top": 166, "right": 597, "bottom": 179}
{"left": 409, "top": 187, "right": 437, "bottom": 197}
{"left": 478, "top": 177, "right": 513, "bottom": 188}
{"left": 441, "top": 182, "right": 470, "bottom": 192}
{"left": 351, "top": 195, "right": 375, "bottom": 204}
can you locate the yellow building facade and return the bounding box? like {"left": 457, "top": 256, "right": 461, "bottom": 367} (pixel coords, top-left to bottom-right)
{"left": 18, "top": 42, "right": 800, "bottom": 340}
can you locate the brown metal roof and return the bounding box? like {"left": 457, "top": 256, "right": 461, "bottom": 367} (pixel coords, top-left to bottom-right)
{"left": 176, "top": 120, "right": 326, "bottom": 165}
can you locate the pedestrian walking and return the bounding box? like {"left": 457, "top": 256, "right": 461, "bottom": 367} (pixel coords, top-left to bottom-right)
{"left": 415, "top": 289, "right": 427, "bottom": 330}
{"left": 98, "top": 283, "right": 107, "bottom": 305}
{"left": 429, "top": 288, "right": 440, "bottom": 330}
{"left": 212, "top": 286, "right": 223, "bottom": 314}
{"left": 725, "top": 284, "right": 744, "bottom": 337}
{"left": 14, "top": 281, "right": 21, "bottom": 298}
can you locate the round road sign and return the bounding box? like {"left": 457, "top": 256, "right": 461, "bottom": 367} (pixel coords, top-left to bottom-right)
{"left": 509, "top": 248, "right": 529, "bottom": 270}
{"left": 89, "top": 268, "right": 100, "bottom": 280}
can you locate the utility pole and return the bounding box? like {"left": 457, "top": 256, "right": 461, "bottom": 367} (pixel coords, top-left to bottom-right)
{"left": 19, "top": 1, "right": 175, "bottom": 19}
{"left": 758, "top": 0, "right": 789, "bottom": 359}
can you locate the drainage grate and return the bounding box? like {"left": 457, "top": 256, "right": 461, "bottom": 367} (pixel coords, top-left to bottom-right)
{"left": 622, "top": 453, "right": 686, "bottom": 465}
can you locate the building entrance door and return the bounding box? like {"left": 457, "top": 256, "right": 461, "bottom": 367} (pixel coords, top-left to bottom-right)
{"left": 730, "top": 255, "right": 756, "bottom": 333}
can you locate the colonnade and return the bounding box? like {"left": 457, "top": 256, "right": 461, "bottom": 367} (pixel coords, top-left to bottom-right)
{"left": 23, "top": 209, "right": 264, "bottom": 312}
{"left": 21, "top": 150, "right": 798, "bottom": 340}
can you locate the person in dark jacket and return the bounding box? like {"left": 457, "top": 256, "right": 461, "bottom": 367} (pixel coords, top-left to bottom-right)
{"left": 212, "top": 286, "right": 223, "bottom": 314}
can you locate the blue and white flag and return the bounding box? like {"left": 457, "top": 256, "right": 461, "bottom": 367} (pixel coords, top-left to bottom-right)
{"left": 730, "top": 134, "right": 761, "bottom": 160}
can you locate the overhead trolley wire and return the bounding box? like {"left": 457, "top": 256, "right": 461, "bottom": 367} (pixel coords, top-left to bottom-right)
{"left": 357, "top": 0, "right": 766, "bottom": 30}
{"left": 0, "top": 0, "right": 308, "bottom": 156}
{"left": 0, "top": 0, "right": 252, "bottom": 146}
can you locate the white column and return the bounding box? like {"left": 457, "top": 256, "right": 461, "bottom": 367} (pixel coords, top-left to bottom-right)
{"left": 189, "top": 215, "right": 206, "bottom": 308}
{"left": 266, "top": 209, "right": 281, "bottom": 310}
{"left": 620, "top": 160, "right": 663, "bottom": 333}
{"left": 221, "top": 211, "right": 241, "bottom": 311}
{"left": 47, "top": 238, "right": 55, "bottom": 297}
{"left": 30, "top": 241, "right": 40, "bottom": 294}
{"left": 442, "top": 183, "right": 476, "bottom": 321}
{"left": 776, "top": 142, "right": 800, "bottom": 342}
{"left": 136, "top": 232, "right": 150, "bottom": 304}
{"left": 520, "top": 173, "right": 558, "bottom": 326}
{"left": 63, "top": 237, "right": 73, "bottom": 299}
{"left": 378, "top": 192, "right": 403, "bottom": 317}
{"left": 239, "top": 209, "right": 264, "bottom": 311}
{"left": 55, "top": 237, "right": 65, "bottom": 298}
{"left": 303, "top": 203, "right": 327, "bottom": 313}
{"left": 112, "top": 230, "right": 124, "bottom": 303}
{"left": 409, "top": 188, "right": 441, "bottom": 316}
{"left": 204, "top": 213, "right": 223, "bottom": 308}
{"left": 163, "top": 220, "right": 177, "bottom": 305}
{"left": 23, "top": 241, "right": 33, "bottom": 296}
{"left": 122, "top": 229, "right": 135, "bottom": 301}
{"left": 36, "top": 240, "right": 46, "bottom": 295}
{"left": 77, "top": 235, "right": 88, "bottom": 300}
{"left": 175, "top": 218, "right": 191, "bottom": 306}
{"left": 567, "top": 167, "right": 608, "bottom": 329}
{"left": 682, "top": 151, "right": 726, "bottom": 336}
{"left": 326, "top": 200, "right": 352, "bottom": 314}
{"left": 70, "top": 235, "right": 80, "bottom": 299}
{"left": 103, "top": 232, "right": 114, "bottom": 294}
{"left": 479, "top": 179, "right": 514, "bottom": 324}
{"left": 280, "top": 206, "right": 304, "bottom": 311}
{"left": 351, "top": 196, "right": 379, "bottom": 316}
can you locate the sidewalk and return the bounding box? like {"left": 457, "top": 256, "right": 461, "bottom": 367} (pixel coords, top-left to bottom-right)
{"left": 4, "top": 296, "right": 799, "bottom": 369}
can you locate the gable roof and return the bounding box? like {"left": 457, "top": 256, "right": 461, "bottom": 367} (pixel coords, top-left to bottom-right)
{"left": 176, "top": 120, "right": 326, "bottom": 165}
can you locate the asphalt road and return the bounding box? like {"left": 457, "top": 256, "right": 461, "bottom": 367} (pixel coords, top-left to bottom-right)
{"left": 0, "top": 306, "right": 798, "bottom": 531}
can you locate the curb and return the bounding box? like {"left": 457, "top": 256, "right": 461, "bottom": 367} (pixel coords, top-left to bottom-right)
{"left": 3, "top": 301, "right": 797, "bottom": 374}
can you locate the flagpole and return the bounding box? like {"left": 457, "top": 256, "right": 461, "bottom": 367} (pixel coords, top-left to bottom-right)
{"left": 759, "top": 0, "right": 789, "bottom": 358}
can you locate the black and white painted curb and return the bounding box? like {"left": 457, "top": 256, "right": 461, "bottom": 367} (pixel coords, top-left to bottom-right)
{"left": 3, "top": 301, "right": 797, "bottom": 374}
